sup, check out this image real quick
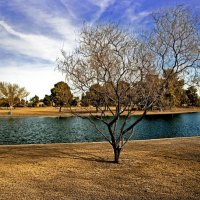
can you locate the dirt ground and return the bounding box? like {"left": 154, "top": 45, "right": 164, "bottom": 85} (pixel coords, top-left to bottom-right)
{"left": 0, "top": 137, "right": 200, "bottom": 200}
{"left": 0, "top": 106, "right": 200, "bottom": 117}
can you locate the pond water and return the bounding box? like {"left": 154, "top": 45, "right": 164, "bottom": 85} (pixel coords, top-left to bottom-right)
{"left": 0, "top": 113, "right": 199, "bottom": 145}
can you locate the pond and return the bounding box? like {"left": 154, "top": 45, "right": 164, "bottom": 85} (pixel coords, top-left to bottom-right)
{"left": 0, "top": 112, "right": 200, "bottom": 145}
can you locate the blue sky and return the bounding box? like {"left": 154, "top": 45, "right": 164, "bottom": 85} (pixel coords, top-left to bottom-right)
{"left": 0, "top": 0, "right": 199, "bottom": 99}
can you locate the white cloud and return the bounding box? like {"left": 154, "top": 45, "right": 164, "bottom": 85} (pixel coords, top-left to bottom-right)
{"left": 0, "top": 21, "right": 61, "bottom": 61}
{"left": 14, "top": 3, "right": 78, "bottom": 41}
{"left": 0, "top": 0, "right": 117, "bottom": 66}
{"left": 0, "top": 63, "right": 65, "bottom": 99}
{"left": 0, "top": 0, "right": 79, "bottom": 59}
{"left": 0, "top": 0, "right": 116, "bottom": 98}
{"left": 119, "top": 0, "right": 150, "bottom": 25}
{"left": 89, "top": 0, "right": 116, "bottom": 23}
{"left": 59, "top": 0, "right": 81, "bottom": 21}
{"left": 128, "top": 10, "right": 150, "bottom": 22}
{"left": 3, "top": 0, "right": 78, "bottom": 39}
{"left": 90, "top": 0, "right": 115, "bottom": 10}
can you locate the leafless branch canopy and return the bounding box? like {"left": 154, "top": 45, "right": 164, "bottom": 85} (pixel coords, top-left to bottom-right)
{"left": 150, "top": 5, "right": 200, "bottom": 85}
{"left": 57, "top": 5, "right": 199, "bottom": 163}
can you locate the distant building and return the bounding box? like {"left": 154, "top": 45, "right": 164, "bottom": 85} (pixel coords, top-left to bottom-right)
{"left": 36, "top": 102, "right": 44, "bottom": 107}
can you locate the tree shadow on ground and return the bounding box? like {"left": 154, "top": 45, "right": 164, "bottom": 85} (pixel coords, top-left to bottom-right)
{"left": 0, "top": 145, "right": 115, "bottom": 164}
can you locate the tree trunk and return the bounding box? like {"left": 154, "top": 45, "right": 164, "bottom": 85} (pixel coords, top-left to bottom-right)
{"left": 114, "top": 147, "right": 121, "bottom": 163}
{"left": 59, "top": 106, "right": 62, "bottom": 112}
{"left": 8, "top": 106, "right": 13, "bottom": 115}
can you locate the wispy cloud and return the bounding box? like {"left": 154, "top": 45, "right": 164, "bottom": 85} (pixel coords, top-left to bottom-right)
{"left": 127, "top": 10, "right": 151, "bottom": 22}
{"left": 118, "top": 1, "right": 152, "bottom": 32}
{"left": 0, "top": 0, "right": 118, "bottom": 64}
{"left": 89, "top": 0, "right": 116, "bottom": 23}
{"left": 0, "top": 20, "right": 67, "bottom": 62}
{"left": 8, "top": 1, "right": 77, "bottom": 40}
{"left": 0, "top": 0, "right": 116, "bottom": 63}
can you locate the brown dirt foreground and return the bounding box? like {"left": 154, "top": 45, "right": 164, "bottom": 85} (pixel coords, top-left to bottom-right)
{"left": 0, "top": 138, "right": 200, "bottom": 200}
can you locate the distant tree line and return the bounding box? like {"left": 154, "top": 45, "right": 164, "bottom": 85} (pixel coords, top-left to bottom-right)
{"left": 0, "top": 79, "right": 199, "bottom": 110}
{"left": 80, "top": 75, "right": 200, "bottom": 110}
{"left": 27, "top": 81, "right": 74, "bottom": 112}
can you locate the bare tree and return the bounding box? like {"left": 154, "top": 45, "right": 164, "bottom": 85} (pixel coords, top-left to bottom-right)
{"left": 57, "top": 6, "right": 199, "bottom": 163}
{"left": 58, "top": 24, "right": 156, "bottom": 163}
{"left": 0, "top": 82, "right": 29, "bottom": 112}
{"left": 149, "top": 5, "right": 200, "bottom": 87}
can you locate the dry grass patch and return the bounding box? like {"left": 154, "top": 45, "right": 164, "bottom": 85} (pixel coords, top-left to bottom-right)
{"left": 0, "top": 137, "right": 200, "bottom": 199}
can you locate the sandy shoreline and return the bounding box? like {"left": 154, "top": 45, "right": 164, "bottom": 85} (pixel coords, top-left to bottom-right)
{"left": 0, "top": 136, "right": 200, "bottom": 200}
{"left": 0, "top": 106, "right": 200, "bottom": 117}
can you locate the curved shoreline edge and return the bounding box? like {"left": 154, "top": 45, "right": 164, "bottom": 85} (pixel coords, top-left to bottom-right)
{"left": 0, "top": 107, "right": 200, "bottom": 117}
{"left": 0, "top": 136, "right": 199, "bottom": 147}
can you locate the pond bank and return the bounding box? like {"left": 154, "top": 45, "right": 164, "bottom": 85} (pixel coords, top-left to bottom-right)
{"left": 0, "top": 137, "right": 199, "bottom": 199}
{"left": 0, "top": 106, "right": 200, "bottom": 117}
